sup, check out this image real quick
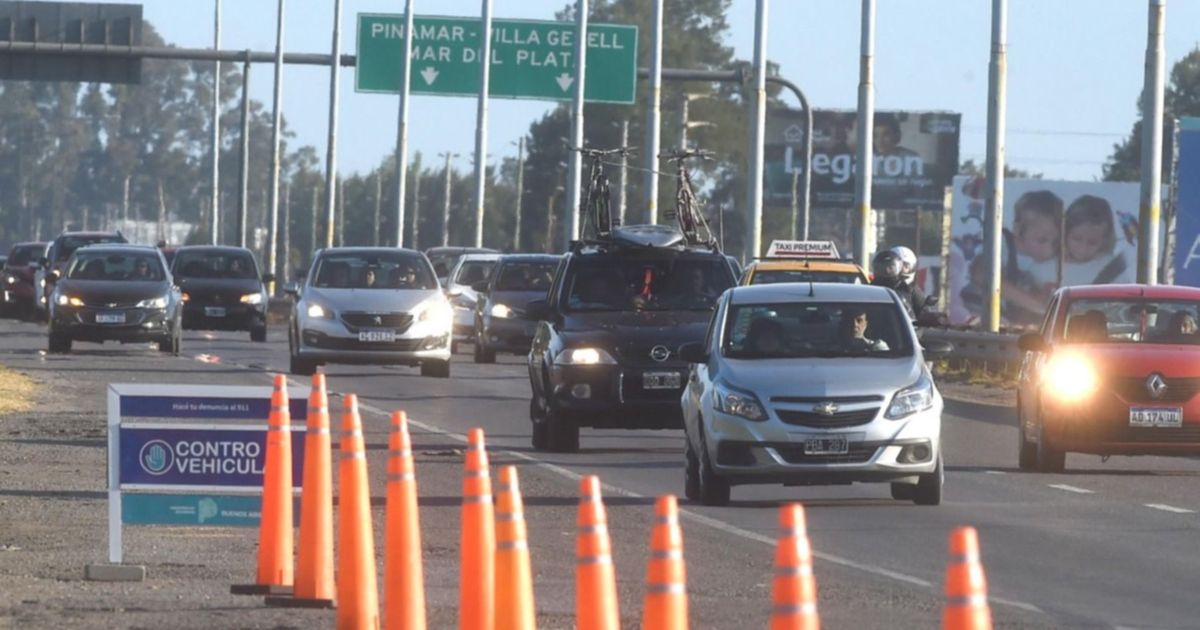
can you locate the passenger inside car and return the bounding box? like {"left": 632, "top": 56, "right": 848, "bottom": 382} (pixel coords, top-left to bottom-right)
{"left": 745, "top": 317, "right": 786, "bottom": 356}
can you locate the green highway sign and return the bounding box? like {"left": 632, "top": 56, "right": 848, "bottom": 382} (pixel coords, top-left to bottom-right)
{"left": 356, "top": 14, "right": 638, "bottom": 104}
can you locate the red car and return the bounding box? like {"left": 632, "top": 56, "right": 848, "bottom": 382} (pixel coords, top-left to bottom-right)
{"left": 2, "top": 241, "right": 46, "bottom": 319}
{"left": 1017, "top": 284, "right": 1200, "bottom": 472}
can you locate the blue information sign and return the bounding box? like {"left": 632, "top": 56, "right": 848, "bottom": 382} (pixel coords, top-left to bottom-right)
{"left": 121, "top": 493, "right": 300, "bottom": 527}
{"left": 119, "top": 426, "right": 306, "bottom": 488}
{"left": 1174, "top": 118, "right": 1200, "bottom": 287}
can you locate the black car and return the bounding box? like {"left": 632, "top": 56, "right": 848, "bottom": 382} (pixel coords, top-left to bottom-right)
{"left": 172, "top": 246, "right": 272, "bottom": 342}
{"left": 471, "top": 254, "right": 560, "bottom": 363}
{"left": 35, "top": 231, "right": 128, "bottom": 320}
{"left": 424, "top": 246, "right": 500, "bottom": 285}
{"left": 525, "top": 225, "right": 735, "bottom": 452}
{"left": 47, "top": 244, "right": 183, "bottom": 355}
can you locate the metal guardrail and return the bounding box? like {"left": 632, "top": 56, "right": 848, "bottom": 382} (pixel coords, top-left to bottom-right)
{"left": 921, "top": 328, "right": 1021, "bottom": 369}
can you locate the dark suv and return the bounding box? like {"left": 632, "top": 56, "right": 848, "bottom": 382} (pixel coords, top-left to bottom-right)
{"left": 525, "top": 225, "right": 735, "bottom": 452}
{"left": 36, "top": 231, "right": 128, "bottom": 320}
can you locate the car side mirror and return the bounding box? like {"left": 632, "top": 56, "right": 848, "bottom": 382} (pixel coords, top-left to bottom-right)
{"left": 921, "top": 339, "right": 953, "bottom": 359}
{"left": 678, "top": 341, "right": 709, "bottom": 363}
{"left": 282, "top": 281, "right": 300, "bottom": 297}
{"left": 262, "top": 272, "right": 276, "bottom": 283}
{"left": 1017, "top": 333, "right": 1047, "bottom": 353}
{"left": 445, "top": 286, "right": 463, "bottom": 297}
{"left": 471, "top": 281, "right": 490, "bottom": 294}
{"left": 524, "top": 299, "right": 551, "bottom": 321}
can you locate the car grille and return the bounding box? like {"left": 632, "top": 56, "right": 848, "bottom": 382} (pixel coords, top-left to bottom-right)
{"left": 309, "top": 336, "right": 426, "bottom": 352}
{"left": 775, "top": 408, "right": 879, "bottom": 428}
{"left": 773, "top": 444, "right": 878, "bottom": 465}
{"left": 341, "top": 312, "right": 414, "bottom": 331}
{"left": 1111, "top": 377, "right": 1200, "bottom": 404}
{"left": 615, "top": 343, "right": 686, "bottom": 367}
{"left": 769, "top": 395, "right": 885, "bottom": 404}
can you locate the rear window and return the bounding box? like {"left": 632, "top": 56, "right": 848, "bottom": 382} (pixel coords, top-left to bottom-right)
{"left": 495, "top": 262, "right": 556, "bottom": 292}
{"left": 57, "top": 235, "right": 125, "bottom": 261}
{"left": 453, "top": 260, "right": 495, "bottom": 286}
{"left": 174, "top": 251, "right": 258, "bottom": 280}
{"left": 751, "top": 269, "right": 862, "bottom": 285}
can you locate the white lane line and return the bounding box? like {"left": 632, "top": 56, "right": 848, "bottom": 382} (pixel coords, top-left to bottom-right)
{"left": 983, "top": 470, "right": 1006, "bottom": 475}
{"left": 1144, "top": 503, "right": 1195, "bottom": 514}
{"left": 349, "top": 398, "right": 1043, "bottom": 616}
{"left": 1047, "top": 484, "right": 1094, "bottom": 495}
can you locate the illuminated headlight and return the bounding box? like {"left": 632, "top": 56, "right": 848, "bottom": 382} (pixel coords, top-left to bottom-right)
{"left": 136, "top": 296, "right": 169, "bottom": 309}
{"left": 4, "top": 275, "right": 14, "bottom": 285}
{"left": 712, "top": 381, "right": 766, "bottom": 421}
{"left": 418, "top": 300, "right": 454, "bottom": 328}
{"left": 554, "top": 347, "right": 617, "bottom": 366}
{"left": 181, "top": 292, "right": 190, "bottom": 302}
{"left": 490, "top": 303, "right": 512, "bottom": 319}
{"left": 306, "top": 303, "right": 330, "bottom": 319}
{"left": 886, "top": 373, "right": 935, "bottom": 419}
{"left": 240, "top": 292, "right": 263, "bottom": 305}
{"left": 39, "top": 278, "right": 45, "bottom": 289}
{"left": 56, "top": 294, "right": 84, "bottom": 307}
{"left": 1043, "top": 353, "right": 1098, "bottom": 401}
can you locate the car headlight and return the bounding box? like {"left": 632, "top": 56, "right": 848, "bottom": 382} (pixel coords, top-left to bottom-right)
{"left": 136, "top": 296, "right": 169, "bottom": 309}
{"left": 886, "top": 373, "right": 936, "bottom": 419}
{"left": 490, "top": 303, "right": 512, "bottom": 319}
{"left": 554, "top": 347, "right": 618, "bottom": 366}
{"left": 712, "top": 380, "right": 767, "bottom": 422}
{"left": 418, "top": 300, "right": 454, "bottom": 327}
{"left": 1043, "top": 353, "right": 1097, "bottom": 401}
{"left": 55, "top": 294, "right": 84, "bottom": 307}
{"left": 4, "top": 275, "right": 14, "bottom": 285}
{"left": 181, "top": 292, "right": 190, "bottom": 303}
{"left": 306, "top": 303, "right": 331, "bottom": 319}
{"left": 240, "top": 292, "right": 263, "bottom": 305}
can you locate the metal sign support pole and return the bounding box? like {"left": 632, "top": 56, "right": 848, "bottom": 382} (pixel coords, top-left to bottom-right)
{"left": 323, "top": 0, "right": 343, "bottom": 249}
{"left": 394, "top": 0, "right": 415, "bottom": 248}
{"left": 1139, "top": 0, "right": 1166, "bottom": 285}
{"left": 210, "top": 0, "right": 221, "bottom": 245}
{"left": 566, "top": 0, "right": 589, "bottom": 244}
{"left": 472, "top": 0, "right": 494, "bottom": 248}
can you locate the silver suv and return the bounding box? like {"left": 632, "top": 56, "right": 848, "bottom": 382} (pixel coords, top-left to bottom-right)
{"left": 285, "top": 247, "right": 452, "bottom": 377}
{"left": 678, "top": 283, "right": 952, "bottom": 506}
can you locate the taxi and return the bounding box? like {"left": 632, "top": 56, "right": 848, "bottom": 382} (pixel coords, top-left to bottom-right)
{"left": 740, "top": 240, "right": 869, "bottom": 286}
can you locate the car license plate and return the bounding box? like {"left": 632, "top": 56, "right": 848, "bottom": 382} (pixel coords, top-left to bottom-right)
{"left": 643, "top": 371, "right": 681, "bottom": 390}
{"left": 204, "top": 306, "right": 226, "bottom": 317}
{"left": 358, "top": 329, "right": 396, "bottom": 343}
{"left": 1130, "top": 406, "right": 1183, "bottom": 428}
{"left": 95, "top": 312, "right": 126, "bottom": 324}
{"left": 803, "top": 435, "right": 850, "bottom": 455}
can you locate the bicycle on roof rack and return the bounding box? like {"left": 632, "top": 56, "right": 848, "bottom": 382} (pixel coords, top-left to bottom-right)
{"left": 574, "top": 146, "right": 635, "bottom": 242}
{"left": 659, "top": 148, "right": 717, "bottom": 249}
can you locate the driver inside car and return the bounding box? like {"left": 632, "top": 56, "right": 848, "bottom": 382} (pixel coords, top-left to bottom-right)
{"left": 838, "top": 307, "right": 890, "bottom": 352}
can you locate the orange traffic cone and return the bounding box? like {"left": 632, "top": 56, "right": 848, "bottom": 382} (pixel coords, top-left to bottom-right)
{"left": 641, "top": 495, "right": 687, "bottom": 630}
{"left": 385, "top": 411, "right": 426, "bottom": 630}
{"left": 231, "top": 374, "right": 294, "bottom": 596}
{"left": 268, "top": 373, "right": 335, "bottom": 608}
{"left": 495, "top": 465, "right": 535, "bottom": 630}
{"left": 577, "top": 475, "right": 619, "bottom": 630}
{"left": 770, "top": 504, "right": 819, "bottom": 630}
{"left": 460, "top": 428, "right": 495, "bottom": 630}
{"left": 942, "top": 527, "right": 991, "bottom": 630}
{"left": 337, "top": 394, "right": 380, "bottom": 630}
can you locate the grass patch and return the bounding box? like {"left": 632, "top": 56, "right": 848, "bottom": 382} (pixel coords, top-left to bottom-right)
{"left": 0, "top": 365, "right": 36, "bottom": 414}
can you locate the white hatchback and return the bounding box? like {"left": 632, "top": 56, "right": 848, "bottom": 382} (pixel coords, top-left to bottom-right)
{"left": 678, "top": 283, "right": 952, "bottom": 506}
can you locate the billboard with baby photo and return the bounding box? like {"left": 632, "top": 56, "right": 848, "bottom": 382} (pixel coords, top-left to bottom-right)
{"left": 947, "top": 176, "right": 1161, "bottom": 328}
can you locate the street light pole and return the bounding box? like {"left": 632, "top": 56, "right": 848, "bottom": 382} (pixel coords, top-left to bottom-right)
{"left": 373, "top": 172, "right": 382, "bottom": 246}
{"left": 745, "top": 0, "right": 769, "bottom": 260}
{"left": 644, "top": 0, "right": 663, "bottom": 225}
{"left": 210, "top": 0, "right": 221, "bottom": 245}
{"left": 853, "top": 0, "right": 876, "bottom": 270}
{"left": 266, "top": 0, "right": 286, "bottom": 292}
{"left": 1138, "top": 0, "right": 1166, "bottom": 285}
{"left": 566, "top": 0, "right": 589, "bottom": 245}
{"left": 440, "top": 152, "right": 458, "bottom": 247}
{"left": 983, "top": 0, "right": 1008, "bottom": 331}
{"left": 393, "top": 0, "right": 415, "bottom": 249}
{"left": 513, "top": 137, "right": 525, "bottom": 251}
{"left": 618, "top": 120, "right": 628, "bottom": 226}
{"left": 472, "top": 0, "right": 494, "bottom": 248}
{"left": 236, "top": 58, "right": 250, "bottom": 249}
{"left": 322, "top": 0, "right": 343, "bottom": 249}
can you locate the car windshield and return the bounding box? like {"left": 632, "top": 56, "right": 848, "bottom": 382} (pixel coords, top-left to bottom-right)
{"left": 8, "top": 245, "right": 41, "bottom": 266}
{"left": 723, "top": 301, "right": 913, "bottom": 359}
{"left": 453, "top": 260, "right": 495, "bottom": 286}
{"left": 174, "top": 251, "right": 258, "bottom": 280}
{"left": 67, "top": 252, "right": 165, "bottom": 282}
{"left": 57, "top": 235, "right": 124, "bottom": 261}
{"left": 428, "top": 253, "right": 460, "bottom": 279}
{"left": 495, "top": 262, "right": 556, "bottom": 292}
{"left": 751, "top": 270, "right": 862, "bottom": 285}
{"left": 565, "top": 257, "right": 733, "bottom": 312}
{"left": 1061, "top": 298, "right": 1200, "bottom": 345}
{"left": 312, "top": 252, "right": 435, "bottom": 290}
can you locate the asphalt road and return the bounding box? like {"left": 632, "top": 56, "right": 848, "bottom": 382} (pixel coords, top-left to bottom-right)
{"left": 5, "top": 320, "right": 1200, "bottom": 629}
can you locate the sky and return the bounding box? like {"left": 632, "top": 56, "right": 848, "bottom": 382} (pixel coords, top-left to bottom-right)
{"left": 117, "top": 0, "right": 1200, "bottom": 182}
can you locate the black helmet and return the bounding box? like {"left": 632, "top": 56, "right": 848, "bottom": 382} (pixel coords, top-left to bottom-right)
{"left": 872, "top": 250, "right": 902, "bottom": 286}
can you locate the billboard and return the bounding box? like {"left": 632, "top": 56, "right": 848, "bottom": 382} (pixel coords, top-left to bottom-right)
{"left": 946, "top": 176, "right": 1165, "bottom": 327}
{"left": 1173, "top": 117, "right": 1200, "bottom": 287}
{"left": 765, "top": 110, "right": 961, "bottom": 210}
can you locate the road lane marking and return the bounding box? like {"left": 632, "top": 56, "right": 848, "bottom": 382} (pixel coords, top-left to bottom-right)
{"left": 983, "top": 470, "right": 1006, "bottom": 475}
{"left": 1144, "top": 503, "right": 1195, "bottom": 514}
{"left": 1047, "top": 484, "right": 1094, "bottom": 495}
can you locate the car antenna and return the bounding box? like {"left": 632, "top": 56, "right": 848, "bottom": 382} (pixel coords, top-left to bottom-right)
{"left": 806, "top": 257, "right": 814, "bottom": 297}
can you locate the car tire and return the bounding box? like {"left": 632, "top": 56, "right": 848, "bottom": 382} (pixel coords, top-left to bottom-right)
{"left": 250, "top": 326, "right": 268, "bottom": 343}
{"left": 159, "top": 328, "right": 181, "bottom": 356}
{"left": 530, "top": 397, "right": 550, "bottom": 451}
{"left": 289, "top": 347, "right": 316, "bottom": 376}
{"left": 473, "top": 335, "right": 496, "bottom": 364}
{"left": 1017, "top": 411, "right": 1038, "bottom": 471}
{"left": 696, "top": 428, "right": 730, "bottom": 506}
{"left": 890, "top": 482, "right": 916, "bottom": 501}
{"left": 684, "top": 436, "right": 701, "bottom": 502}
{"left": 546, "top": 404, "right": 580, "bottom": 453}
{"left": 47, "top": 331, "right": 71, "bottom": 354}
{"left": 1035, "top": 418, "right": 1066, "bottom": 473}
{"left": 421, "top": 359, "right": 451, "bottom": 378}
{"left": 912, "top": 455, "right": 943, "bottom": 506}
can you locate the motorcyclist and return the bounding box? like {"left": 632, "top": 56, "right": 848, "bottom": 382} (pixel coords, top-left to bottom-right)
{"left": 871, "top": 247, "right": 928, "bottom": 321}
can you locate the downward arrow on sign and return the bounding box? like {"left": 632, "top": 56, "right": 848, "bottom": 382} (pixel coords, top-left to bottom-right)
{"left": 555, "top": 73, "right": 575, "bottom": 92}
{"left": 420, "top": 67, "right": 439, "bottom": 85}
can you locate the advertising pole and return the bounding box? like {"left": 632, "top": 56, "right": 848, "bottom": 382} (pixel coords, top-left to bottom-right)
{"left": 323, "top": 0, "right": 343, "bottom": 249}
{"left": 644, "top": 0, "right": 663, "bottom": 224}
{"left": 1139, "top": 0, "right": 1166, "bottom": 285}
{"left": 395, "top": 0, "right": 415, "bottom": 248}
{"left": 983, "top": 0, "right": 1007, "bottom": 331}
{"left": 266, "top": 0, "right": 286, "bottom": 294}
{"left": 566, "top": 0, "right": 589, "bottom": 244}
{"left": 745, "top": 0, "right": 768, "bottom": 259}
{"left": 210, "top": 0, "right": 221, "bottom": 245}
{"left": 472, "top": 0, "right": 494, "bottom": 248}
{"left": 853, "top": 0, "right": 876, "bottom": 270}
